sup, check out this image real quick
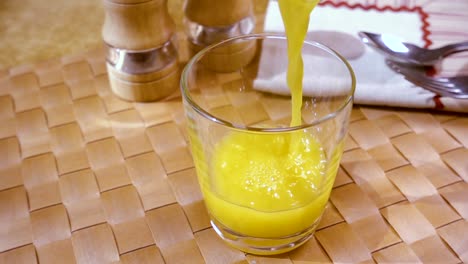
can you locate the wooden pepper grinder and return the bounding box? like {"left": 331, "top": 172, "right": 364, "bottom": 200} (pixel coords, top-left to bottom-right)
{"left": 184, "top": 0, "right": 257, "bottom": 72}
{"left": 102, "top": 0, "right": 178, "bottom": 102}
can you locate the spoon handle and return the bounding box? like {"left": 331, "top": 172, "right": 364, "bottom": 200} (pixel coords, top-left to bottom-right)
{"left": 435, "top": 41, "right": 468, "bottom": 57}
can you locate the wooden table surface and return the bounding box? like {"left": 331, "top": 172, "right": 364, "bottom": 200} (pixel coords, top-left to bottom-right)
{"left": 1, "top": 0, "right": 467, "bottom": 263}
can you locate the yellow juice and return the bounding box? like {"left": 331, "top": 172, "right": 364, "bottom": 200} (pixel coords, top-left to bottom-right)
{"left": 189, "top": 0, "right": 335, "bottom": 254}
{"left": 200, "top": 131, "right": 336, "bottom": 239}
{"left": 198, "top": 0, "right": 325, "bottom": 243}
{"left": 279, "top": 0, "right": 320, "bottom": 127}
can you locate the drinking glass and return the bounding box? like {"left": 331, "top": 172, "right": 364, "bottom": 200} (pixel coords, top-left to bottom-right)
{"left": 180, "top": 33, "right": 355, "bottom": 255}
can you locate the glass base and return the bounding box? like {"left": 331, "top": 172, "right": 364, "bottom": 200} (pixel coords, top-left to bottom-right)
{"left": 210, "top": 216, "right": 321, "bottom": 255}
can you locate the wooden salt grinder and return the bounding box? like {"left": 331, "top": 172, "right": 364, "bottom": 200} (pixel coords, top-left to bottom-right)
{"left": 102, "top": 0, "right": 178, "bottom": 102}
{"left": 184, "top": 0, "right": 257, "bottom": 72}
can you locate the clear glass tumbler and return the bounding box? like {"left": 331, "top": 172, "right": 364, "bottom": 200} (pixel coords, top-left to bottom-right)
{"left": 180, "top": 34, "right": 355, "bottom": 255}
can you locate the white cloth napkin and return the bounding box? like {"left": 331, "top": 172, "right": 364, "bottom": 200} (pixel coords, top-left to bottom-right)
{"left": 257, "top": 1, "right": 468, "bottom": 113}
{"left": 254, "top": 49, "right": 351, "bottom": 97}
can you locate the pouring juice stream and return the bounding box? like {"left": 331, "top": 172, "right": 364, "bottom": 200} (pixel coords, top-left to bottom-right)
{"left": 279, "top": 0, "right": 319, "bottom": 127}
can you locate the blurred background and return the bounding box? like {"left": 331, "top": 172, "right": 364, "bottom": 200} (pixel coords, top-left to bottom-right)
{"left": 0, "top": 0, "right": 187, "bottom": 69}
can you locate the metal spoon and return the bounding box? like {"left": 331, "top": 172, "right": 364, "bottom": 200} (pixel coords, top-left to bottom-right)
{"left": 358, "top": 31, "right": 468, "bottom": 66}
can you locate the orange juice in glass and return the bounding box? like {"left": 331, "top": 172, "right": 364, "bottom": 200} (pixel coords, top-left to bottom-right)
{"left": 181, "top": 34, "right": 355, "bottom": 255}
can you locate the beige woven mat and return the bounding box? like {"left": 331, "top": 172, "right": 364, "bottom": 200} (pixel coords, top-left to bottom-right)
{"left": 1, "top": 43, "right": 468, "bottom": 264}
{"left": 1, "top": 5, "right": 468, "bottom": 264}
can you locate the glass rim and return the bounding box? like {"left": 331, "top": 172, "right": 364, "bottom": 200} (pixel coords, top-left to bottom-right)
{"left": 180, "top": 33, "right": 356, "bottom": 133}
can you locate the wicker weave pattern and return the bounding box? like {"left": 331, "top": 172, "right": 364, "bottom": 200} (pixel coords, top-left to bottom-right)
{"left": 1, "top": 45, "right": 467, "bottom": 264}
{"left": 1, "top": 3, "right": 468, "bottom": 264}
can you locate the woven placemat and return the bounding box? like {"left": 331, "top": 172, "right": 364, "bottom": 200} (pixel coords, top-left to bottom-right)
{"left": 1, "top": 48, "right": 467, "bottom": 264}
{"left": 1, "top": 5, "right": 468, "bottom": 264}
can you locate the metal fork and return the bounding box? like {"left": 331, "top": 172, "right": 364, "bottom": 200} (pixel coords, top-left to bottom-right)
{"left": 386, "top": 60, "right": 468, "bottom": 99}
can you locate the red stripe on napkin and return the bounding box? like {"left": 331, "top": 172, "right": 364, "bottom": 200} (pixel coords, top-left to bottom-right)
{"left": 319, "top": 1, "right": 432, "bottom": 47}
